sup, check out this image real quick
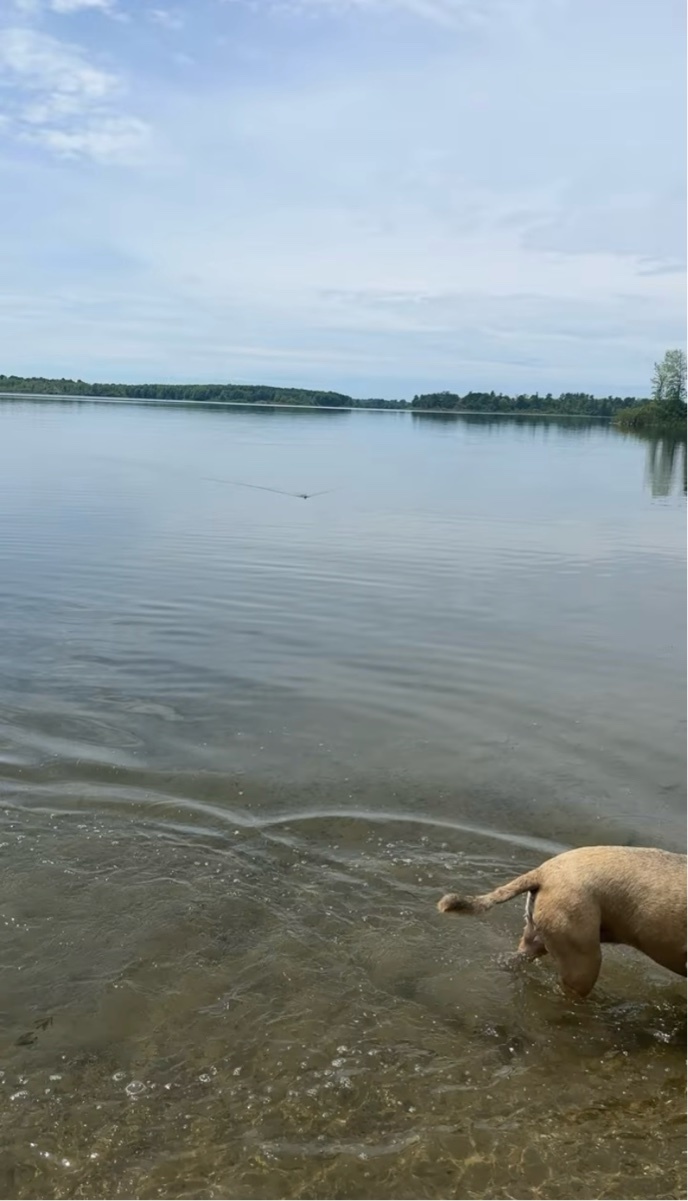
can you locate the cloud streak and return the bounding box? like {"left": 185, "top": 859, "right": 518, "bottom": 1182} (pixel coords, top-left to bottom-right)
{"left": 48, "top": 0, "right": 116, "bottom": 13}
{"left": 0, "top": 26, "right": 149, "bottom": 161}
{"left": 13, "top": 0, "right": 118, "bottom": 15}
{"left": 236, "top": 0, "right": 545, "bottom": 29}
{"left": 149, "top": 8, "right": 184, "bottom": 31}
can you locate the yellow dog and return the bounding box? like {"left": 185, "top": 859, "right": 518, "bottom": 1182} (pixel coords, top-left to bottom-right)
{"left": 438, "top": 846, "right": 687, "bottom": 997}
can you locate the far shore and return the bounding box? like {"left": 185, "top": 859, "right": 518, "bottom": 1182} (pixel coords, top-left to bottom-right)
{"left": 0, "top": 392, "right": 614, "bottom": 418}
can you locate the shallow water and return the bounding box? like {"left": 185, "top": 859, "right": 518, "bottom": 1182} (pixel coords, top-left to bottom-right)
{"left": 0, "top": 401, "right": 685, "bottom": 1200}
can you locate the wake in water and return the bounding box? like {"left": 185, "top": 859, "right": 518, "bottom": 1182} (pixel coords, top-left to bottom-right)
{"left": 202, "top": 476, "right": 334, "bottom": 499}
{"left": 96, "top": 454, "right": 335, "bottom": 500}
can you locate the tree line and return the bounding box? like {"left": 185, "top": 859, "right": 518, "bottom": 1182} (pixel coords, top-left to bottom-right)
{"left": 0, "top": 375, "right": 369, "bottom": 407}
{"left": 0, "top": 373, "right": 639, "bottom": 415}
{"left": 1, "top": 364, "right": 684, "bottom": 423}
{"left": 410, "top": 390, "right": 642, "bottom": 416}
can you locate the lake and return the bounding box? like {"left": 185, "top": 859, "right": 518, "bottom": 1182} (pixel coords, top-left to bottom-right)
{"left": 0, "top": 399, "right": 685, "bottom": 1201}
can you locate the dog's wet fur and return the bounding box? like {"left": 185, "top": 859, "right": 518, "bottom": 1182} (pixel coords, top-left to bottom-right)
{"left": 437, "top": 846, "right": 687, "bottom": 998}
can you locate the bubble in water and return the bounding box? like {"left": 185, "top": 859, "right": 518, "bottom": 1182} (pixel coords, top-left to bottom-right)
{"left": 125, "top": 1080, "right": 146, "bottom": 1097}
{"left": 112, "top": 1071, "right": 126, "bottom": 1082}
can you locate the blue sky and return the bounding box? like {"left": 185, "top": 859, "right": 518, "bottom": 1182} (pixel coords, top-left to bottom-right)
{"left": 0, "top": 0, "right": 684, "bottom": 398}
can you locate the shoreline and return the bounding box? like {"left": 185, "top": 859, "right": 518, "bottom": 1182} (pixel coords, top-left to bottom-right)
{"left": 0, "top": 392, "right": 614, "bottom": 419}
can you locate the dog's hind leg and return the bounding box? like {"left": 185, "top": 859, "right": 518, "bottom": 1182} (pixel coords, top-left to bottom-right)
{"left": 531, "top": 893, "right": 603, "bottom": 998}
{"left": 544, "top": 932, "right": 602, "bottom": 999}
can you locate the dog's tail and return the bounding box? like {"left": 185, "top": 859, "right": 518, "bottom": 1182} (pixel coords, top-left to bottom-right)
{"left": 437, "top": 869, "right": 540, "bottom": 915}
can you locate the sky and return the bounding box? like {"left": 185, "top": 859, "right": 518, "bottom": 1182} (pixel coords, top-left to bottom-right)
{"left": 0, "top": 0, "right": 684, "bottom": 399}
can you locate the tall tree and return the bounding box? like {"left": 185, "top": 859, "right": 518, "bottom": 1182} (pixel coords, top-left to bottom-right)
{"left": 652, "top": 349, "right": 687, "bottom": 416}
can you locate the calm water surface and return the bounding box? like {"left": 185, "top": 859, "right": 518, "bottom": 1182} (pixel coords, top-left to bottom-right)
{"left": 0, "top": 401, "right": 685, "bottom": 1200}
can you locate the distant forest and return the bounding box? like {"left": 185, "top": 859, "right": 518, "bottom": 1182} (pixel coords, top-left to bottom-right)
{"left": 0, "top": 375, "right": 404, "bottom": 409}
{"left": 0, "top": 374, "right": 645, "bottom": 417}
{"left": 411, "top": 390, "right": 642, "bottom": 417}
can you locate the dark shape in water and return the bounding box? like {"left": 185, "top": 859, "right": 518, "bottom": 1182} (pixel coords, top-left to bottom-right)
{"left": 14, "top": 1015, "right": 53, "bottom": 1047}
{"left": 203, "top": 476, "right": 334, "bottom": 499}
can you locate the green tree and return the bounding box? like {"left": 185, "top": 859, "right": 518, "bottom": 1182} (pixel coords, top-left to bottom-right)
{"left": 615, "top": 349, "right": 687, "bottom": 431}
{"left": 652, "top": 349, "right": 687, "bottom": 416}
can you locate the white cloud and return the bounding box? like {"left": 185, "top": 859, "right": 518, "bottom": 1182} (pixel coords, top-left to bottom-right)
{"left": 49, "top": 0, "right": 115, "bottom": 12}
{"left": 237, "top": 0, "right": 546, "bottom": 29}
{"left": 149, "top": 8, "right": 184, "bottom": 31}
{"left": 28, "top": 116, "right": 150, "bottom": 161}
{"left": 13, "top": 0, "right": 117, "bottom": 13}
{"left": 0, "top": 27, "right": 117, "bottom": 103}
{"left": 0, "top": 27, "right": 149, "bottom": 162}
